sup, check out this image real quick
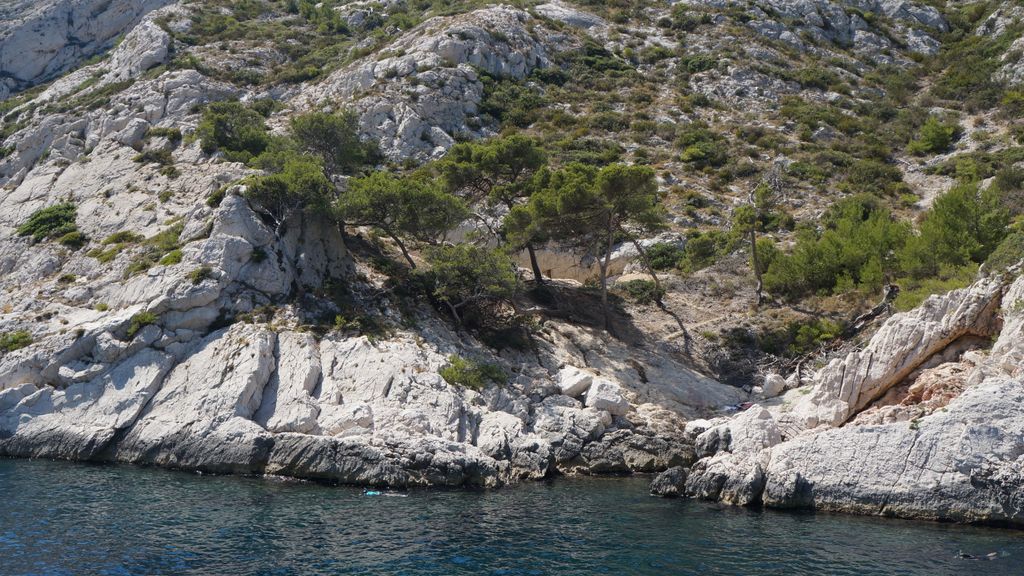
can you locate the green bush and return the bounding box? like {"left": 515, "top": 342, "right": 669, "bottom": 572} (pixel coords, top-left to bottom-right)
{"left": 187, "top": 265, "right": 214, "bottom": 285}
{"left": 159, "top": 249, "right": 183, "bottom": 265}
{"left": 196, "top": 101, "right": 270, "bottom": 162}
{"left": 900, "top": 183, "right": 1009, "bottom": 279}
{"left": 103, "top": 231, "right": 144, "bottom": 244}
{"left": 676, "top": 123, "right": 727, "bottom": 168}
{"left": 763, "top": 195, "right": 909, "bottom": 299}
{"left": 759, "top": 318, "right": 844, "bottom": 357}
{"left": 126, "top": 312, "right": 158, "bottom": 339}
{"left": 133, "top": 148, "right": 174, "bottom": 165}
{"left": 985, "top": 231, "right": 1024, "bottom": 273}
{"left": 124, "top": 223, "right": 184, "bottom": 277}
{"left": 645, "top": 243, "right": 685, "bottom": 270}
{"left": 617, "top": 279, "right": 665, "bottom": 304}
{"left": 438, "top": 354, "right": 506, "bottom": 390}
{"left": 0, "top": 330, "right": 32, "bottom": 353}
{"left": 907, "top": 117, "right": 958, "bottom": 156}
{"left": 16, "top": 203, "right": 79, "bottom": 243}
{"left": 145, "top": 127, "right": 183, "bottom": 142}
{"left": 480, "top": 76, "right": 548, "bottom": 128}
{"left": 679, "top": 230, "right": 731, "bottom": 272}
{"left": 57, "top": 231, "right": 87, "bottom": 250}
{"left": 417, "top": 244, "right": 518, "bottom": 325}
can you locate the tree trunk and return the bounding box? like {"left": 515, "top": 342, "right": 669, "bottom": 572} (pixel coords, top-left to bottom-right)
{"left": 629, "top": 237, "right": 663, "bottom": 298}
{"left": 526, "top": 243, "right": 544, "bottom": 284}
{"left": 600, "top": 223, "right": 614, "bottom": 331}
{"left": 444, "top": 300, "right": 462, "bottom": 325}
{"left": 749, "top": 227, "right": 763, "bottom": 306}
{"left": 390, "top": 233, "right": 416, "bottom": 269}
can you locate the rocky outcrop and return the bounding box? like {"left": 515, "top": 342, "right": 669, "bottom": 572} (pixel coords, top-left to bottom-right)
{"left": 674, "top": 273, "right": 1024, "bottom": 526}
{"left": 680, "top": 0, "right": 946, "bottom": 58}
{"left": 302, "top": 5, "right": 556, "bottom": 161}
{"left": 789, "top": 276, "right": 1004, "bottom": 429}
{"left": 0, "top": 161, "right": 742, "bottom": 487}
{"left": 0, "top": 0, "right": 173, "bottom": 98}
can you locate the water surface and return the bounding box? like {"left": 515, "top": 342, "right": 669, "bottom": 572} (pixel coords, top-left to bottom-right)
{"left": 2, "top": 459, "right": 1022, "bottom": 575}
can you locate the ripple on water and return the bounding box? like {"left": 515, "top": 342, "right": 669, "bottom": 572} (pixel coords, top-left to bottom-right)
{"left": 2, "top": 459, "right": 1023, "bottom": 575}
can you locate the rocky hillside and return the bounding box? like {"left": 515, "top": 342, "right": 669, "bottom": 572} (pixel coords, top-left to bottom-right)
{"left": 1, "top": 0, "right": 1023, "bottom": 525}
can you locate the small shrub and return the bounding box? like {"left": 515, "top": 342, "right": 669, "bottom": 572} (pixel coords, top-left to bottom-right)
{"left": 57, "top": 231, "right": 87, "bottom": 250}
{"left": 0, "top": 330, "right": 32, "bottom": 353}
{"left": 16, "top": 203, "right": 79, "bottom": 243}
{"left": 617, "top": 279, "right": 665, "bottom": 304}
{"left": 159, "top": 249, "right": 183, "bottom": 266}
{"left": 133, "top": 148, "right": 174, "bottom": 165}
{"left": 94, "top": 302, "right": 110, "bottom": 312}
{"left": 206, "top": 185, "right": 228, "bottom": 207}
{"left": 57, "top": 273, "right": 76, "bottom": 284}
{"left": 907, "top": 117, "right": 958, "bottom": 156}
{"left": 645, "top": 243, "right": 685, "bottom": 270}
{"left": 187, "top": 265, "right": 214, "bottom": 285}
{"left": 196, "top": 100, "right": 270, "bottom": 163}
{"left": 126, "top": 312, "right": 158, "bottom": 338}
{"left": 145, "top": 127, "right": 183, "bottom": 142}
{"left": 984, "top": 231, "right": 1024, "bottom": 273}
{"left": 103, "top": 231, "right": 144, "bottom": 245}
{"left": 438, "top": 354, "right": 506, "bottom": 391}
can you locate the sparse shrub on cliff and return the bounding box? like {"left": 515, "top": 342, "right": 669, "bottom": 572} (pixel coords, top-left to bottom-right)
{"left": 197, "top": 101, "right": 270, "bottom": 163}
{"left": 187, "top": 266, "right": 214, "bottom": 285}
{"left": 616, "top": 279, "right": 665, "bottom": 305}
{"left": 290, "top": 110, "right": 376, "bottom": 176}
{"left": 16, "top": 203, "right": 80, "bottom": 244}
{"left": 438, "top": 354, "right": 507, "bottom": 390}
{"left": 126, "top": 312, "right": 158, "bottom": 339}
{"left": 243, "top": 152, "right": 335, "bottom": 233}
{"left": 0, "top": 330, "right": 32, "bottom": 353}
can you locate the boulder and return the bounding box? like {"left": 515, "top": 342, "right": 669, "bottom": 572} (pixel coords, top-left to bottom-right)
{"left": 584, "top": 378, "right": 629, "bottom": 416}
{"left": 557, "top": 366, "right": 593, "bottom": 397}
{"left": 650, "top": 466, "right": 689, "bottom": 497}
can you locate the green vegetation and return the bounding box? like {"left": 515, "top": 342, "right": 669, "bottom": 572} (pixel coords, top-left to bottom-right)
{"left": 337, "top": 172, "right": 467, "bottom": 268}
{"left": 525, "top": 162, "right": 665, "bottom": 322}
{"left": 616, "top": 279, "right": 665, "bottom": 305}
{"left": 763, "top": 182, "right": 1010, "bottom": 305}
{"left": 759, "top": 317, "right": 844, "bottom": 357}
{"left": 438, "top": 354, "right": 507, "bottom": 390}
{"left": 16, "top": 203, "right": 82, "bottom": 245}
{"left": 126, "top": 312, "right": 158, "bottom": 339}
{"left": 0, "top": 330, "right": 33, "bottom": 353}
{"left": 907, "top": 117, "right": 958, "bottom": 156}
{"left": 439, "top": 134, "right": 548, "bottom": 281}
{"left": 124, "top": 223, "right": 185, "bottom": 278}
{"left": 244, "top": 152, "right": 335, "bottom": 232}
{"left": 188, "top": 266, "right": 214, "bottom": 285}
{"left": 197, "top": 100, "right": 271, "bottom": 162}
{"left": 290, "top": 111, "right": 377, "bottom": 176}
{"left": 417, "top": 244, "right": 518, "bottom": 325}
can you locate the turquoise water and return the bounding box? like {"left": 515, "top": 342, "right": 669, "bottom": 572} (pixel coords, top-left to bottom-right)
{"left": 2, "top": 459, "right": 1022, "bottom": 575}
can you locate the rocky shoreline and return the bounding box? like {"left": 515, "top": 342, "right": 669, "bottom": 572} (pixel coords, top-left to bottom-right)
{"left": 652, "top": 273, "right": 1024, "bottom": 528}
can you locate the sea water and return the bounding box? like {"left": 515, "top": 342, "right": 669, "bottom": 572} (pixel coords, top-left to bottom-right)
{"left": 2, "top": 459, "right": 1022, "bottom": 575}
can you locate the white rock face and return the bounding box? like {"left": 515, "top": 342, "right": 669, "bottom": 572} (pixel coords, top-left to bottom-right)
{"left": 681, "top": 273, "right": 1024, "bottom": 525}
{"left": 302, "top": 6, "right": 554, "bottom": 161}
{"left": 0, "top": 0, "right": 172, "bottom": 94}
{"left": 791, "top": 276, "right": 1003, "bottom": 429}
